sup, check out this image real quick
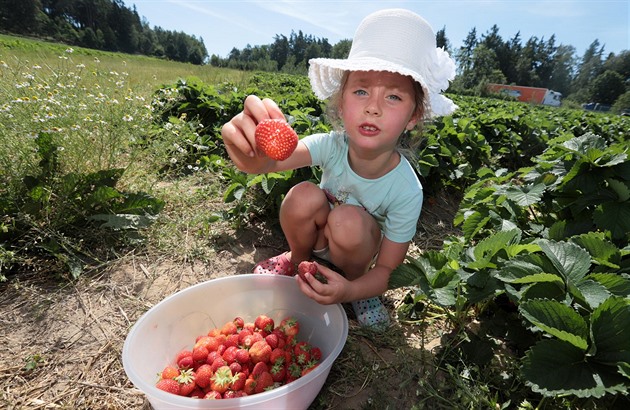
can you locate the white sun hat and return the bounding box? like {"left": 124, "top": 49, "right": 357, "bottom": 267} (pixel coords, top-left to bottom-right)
{"left": 308, "top": 8, "right": 457, "bottom": 118}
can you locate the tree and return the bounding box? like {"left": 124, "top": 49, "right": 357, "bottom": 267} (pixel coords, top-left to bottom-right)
{"left": 331, "top": 39, "right": 351, "bottom": 58}
{"left": 469, "top": 44, "right": 502, "bottom": 88}
{"left": 611, "top": 90, "right": 630, "bottom": 113}
{"left": 572, "top": 40, "right": 605, "bottom": 99}
{"left": 271, "top": 34, "right": 290, "bottom": 70}
{"left": 589, "top": 70, "right": 625, "bottom": 104}
{"left": 603, "top": 50, "right": 630, "bottom": 82}
{"left": 0, "top": 0, "right": 44, "bottom": 34}
{"left": 548, "top": 44, "right": 576, "bottom": 97}
{"left": 502, "top": 31, "right": 522, "bottom": 83}
{"left": 436, "top": 26, "right": 451, "bottom": 52}
{"left": 456, "top": 27, "right": 478, "bottom": 76}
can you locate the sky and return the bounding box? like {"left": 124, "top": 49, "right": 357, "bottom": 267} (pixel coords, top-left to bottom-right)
{"left": 129, "top": 0, "right": 629, "bottom": 59}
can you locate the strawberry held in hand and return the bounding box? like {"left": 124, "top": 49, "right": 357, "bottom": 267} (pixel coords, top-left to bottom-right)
{"left": 255, "top": 119, "right": 298, "bottom": 161}
{"left": 297, "top": 261, "right": 317, "bottom": 282}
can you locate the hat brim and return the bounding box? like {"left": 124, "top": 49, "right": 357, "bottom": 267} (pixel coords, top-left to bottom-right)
{"left": 308, "top": 57, "right": 457, "bottom": 118}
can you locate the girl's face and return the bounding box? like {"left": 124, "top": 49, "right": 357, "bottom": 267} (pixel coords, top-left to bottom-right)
{"left": 340, "top": 70, "right": 419, "bottom": 155}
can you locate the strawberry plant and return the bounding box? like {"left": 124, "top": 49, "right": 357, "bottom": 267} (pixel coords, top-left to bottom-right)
{"left": 4, "top": 132, "right": 164, "bottom": 278}
{"left": 391, "top": 128, "right": 630, "bottom": 403}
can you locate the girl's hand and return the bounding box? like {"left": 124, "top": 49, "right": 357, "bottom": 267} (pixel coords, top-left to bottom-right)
{"left": 296, "top": 262, "right": 350, "bottom": 305}
{"left": 220, "top": 95, "right": 284, "bottom": 173}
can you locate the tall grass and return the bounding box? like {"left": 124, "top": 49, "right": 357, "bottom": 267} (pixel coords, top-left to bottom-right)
{"left": 0, "top": 35, "right": 249, "bottom": 278}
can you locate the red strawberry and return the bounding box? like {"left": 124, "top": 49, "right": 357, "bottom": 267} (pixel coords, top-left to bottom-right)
{"left": 241, "top": 332, "right": 264, "bottom": 349}
{"left": 210, "top": 357, "right": 228, "bottom": 373}
{"left": 310, "top": 346, "right": 322, "bottom": 362}
{"left": 255, "top": 371, "right": 275, "bottom": 393}
{"left": 254, "top": 314, "right": 275, "bottom": 333}
{"left": 222, "top": 345, "right": 239, "bottom": 364}
{"left": 279, "top": 317, "right": 299, "bottom": 338}
{"left": 177, "top": 355, "right": 194, "bottom": 369}
{"left": 233, "top": 316, "right": 245, "bottom": 329}
{"left": 235, "top": 348, "right": 250, "bottom": 364}
{"left": 250, "top": 361, "right": 269, "bottom": 378}
{"left": 297, "top": 261, "right": 317, "bottom": 281}
{"left": 238, "top": 328, "right": 252, "bottom": 344}
{"left": 160, "top": 365, "right": 180, "bottom": 380}
{"left": 265, "top": 333, "right": 279, "bottom": 349}
{"left": 301, "top": 363, "right": 319, "bottom": 377}
{"left": 192, "top": 346, "right": 209, "bottom": 364}
{"left": 244, "top": 377, "right": 257, "bottom": 395}
{"left": 156, "top": 378, "right": 180, "bottom": 395}
{"left": 194, "top": 364, "right": 213, "bottom": 389}
{"left": 255, "top": 119, "right": 298, "bottom": 161}
{"left": 221, "top": 320, "right": 238, "bottom": 335}
{"left": 249, "top": 340, "right": 272, "bottom": 364}
{"left": 204, "top": 390, "right": 222, "bottom": 399}
{"left": 231, "top": 371, "right": 247, "bottom": 391}
{"left": 270, "top": 362, "right": 286, "bottom": 383}
{"left": 210, "top": 366, "right": 234, "bottom": 394}
{"left": 294, "top": 343, "right": 311, "bottom": 365}
{"left": 175, "top": 368, "right": 195, "bottom": 396}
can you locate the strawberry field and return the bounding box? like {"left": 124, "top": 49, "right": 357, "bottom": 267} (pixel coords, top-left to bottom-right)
{"left": 1, "top": 38, "right": 630, "bottom": 409}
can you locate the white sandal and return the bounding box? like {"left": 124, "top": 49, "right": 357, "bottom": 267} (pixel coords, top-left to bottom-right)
{"left": 351, "top": 297, "right": 390, "bottom": 329}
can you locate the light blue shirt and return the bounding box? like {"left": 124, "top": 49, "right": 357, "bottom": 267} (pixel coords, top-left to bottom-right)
{"left": 302, "top": 131, "right": 423, "bottom": 243}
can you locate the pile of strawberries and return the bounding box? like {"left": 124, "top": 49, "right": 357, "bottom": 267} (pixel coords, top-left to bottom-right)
{"left": 154, "top": 315, "right": 322, "bottom": 400}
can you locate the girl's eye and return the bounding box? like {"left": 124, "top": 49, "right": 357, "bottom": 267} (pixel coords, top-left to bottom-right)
{"left": 387, "top": 95, "right": 402, "bottom": 101}
{"left": 353, "top": 89, "right": 368, "bottom": 96}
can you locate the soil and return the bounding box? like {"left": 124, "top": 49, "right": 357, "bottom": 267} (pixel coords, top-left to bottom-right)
{"left": 0, "top": 191, "right": 460, "bottom": 410}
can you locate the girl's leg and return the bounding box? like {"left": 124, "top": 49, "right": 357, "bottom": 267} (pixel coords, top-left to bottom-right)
{"left": 325, "top": 204, "right": 382, "bottom": 280}
{"left": 280, "top": 181, "right": 330, "bottom": 264}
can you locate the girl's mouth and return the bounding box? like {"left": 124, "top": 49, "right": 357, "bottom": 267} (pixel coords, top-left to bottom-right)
{"left": 359, "top": 123, "right": 380, "bottom": 135}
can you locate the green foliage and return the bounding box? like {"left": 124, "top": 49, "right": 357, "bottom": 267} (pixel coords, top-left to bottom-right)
{"left": 150, "top": 72, "right": 327, "bottom": 225}
{"left": 0, "top": 1, "right": 207, "bottom": 64}
{"left": 3, "top": 132, "right": 163, "bottom": 279}
{"left": 392, "top": 112, "right": 630, "bottom": 402}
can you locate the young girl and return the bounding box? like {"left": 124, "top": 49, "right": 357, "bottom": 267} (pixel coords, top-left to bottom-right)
{"left": 221, "top": 9, "right": 456, "bottom": 328}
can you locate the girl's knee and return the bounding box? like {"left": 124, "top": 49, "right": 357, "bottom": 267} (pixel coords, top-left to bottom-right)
{"left": 282, "top": 182, "right": 328, "bottom": 216}
{"left": 327, "top": 205, "right": 378, "bottom": 247}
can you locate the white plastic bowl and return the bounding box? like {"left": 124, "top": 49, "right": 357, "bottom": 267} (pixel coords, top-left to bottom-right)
{"left": 122, "top": 274, "right": 348, "bottom": 409}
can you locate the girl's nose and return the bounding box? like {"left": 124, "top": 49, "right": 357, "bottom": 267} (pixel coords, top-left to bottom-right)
{"left": 365, "top": 97, "right": 381, "bottom": 116}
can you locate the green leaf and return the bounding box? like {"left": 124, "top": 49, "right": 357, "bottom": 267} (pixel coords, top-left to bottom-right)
{"left": 618, "top": 362, "right": 630, "bottom": 381}
{"left": 572, "top": 279, "right": 611, "bottom": 310}
{"left": 389, "top": 254, "right": 459, "bottom": 307}
{"left": 588, "top": 273, "right": 630, "bottom": 297}
{"left": 590, "top": 297, "right": 630, "bottom": 364}
{"left": 538, "top": 240, "right": 591, "bottom": 284}
{"left": 115, "top": 192, "right": 165, "bottom": 216}
{"left": 606, "top": 178, "right": 630, "bottom": 202}
{"left": 593, "top": 201, "right": 630, "bottom": 241}
{"left": 504, "top": 183, "right": 545, "bottom": 206}
{"left": 571, "top": 233, "right": 621, "bottom": 270}
{"left": 223, "top": 183, "right": 245, "bottom": 203}
{"left": 471, "top": 229, "right": 521, "bottom": 262}
{"left": 519, "top": 299, "right": 588, "bottom": 350}
{"left": 461, "top": 211, "right": 491, "bottom": 240}
{"left": 511, "top": 272, "right": 564, "bottom": 285}
{"left": 522, "top": 339, "right": 628, "bottom": 398}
